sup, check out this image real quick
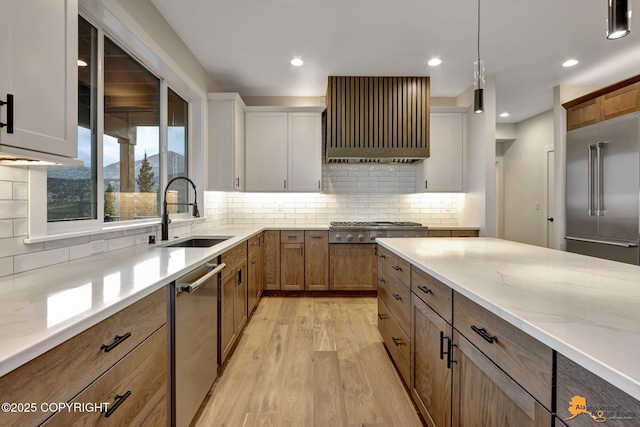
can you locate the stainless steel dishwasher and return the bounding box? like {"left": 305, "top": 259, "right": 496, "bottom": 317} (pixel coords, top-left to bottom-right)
{"left": 171, "top": 261, "right": 225, "bottom": 427}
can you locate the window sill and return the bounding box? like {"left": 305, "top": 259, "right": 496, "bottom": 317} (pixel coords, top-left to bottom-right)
{"left": 24, "top": 217, "right": 206, "bottom": 244}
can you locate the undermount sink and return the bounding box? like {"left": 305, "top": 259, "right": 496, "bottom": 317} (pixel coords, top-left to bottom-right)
{"left": 163, "top": 237, "right": 230, "bottom": 248}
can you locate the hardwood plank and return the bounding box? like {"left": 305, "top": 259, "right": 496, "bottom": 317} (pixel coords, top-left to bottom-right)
{"left": 195, "top": 297, "right": 422, "bottom": 427}
{"left": 313, "top": 350, "right": 349, "bottom": 426}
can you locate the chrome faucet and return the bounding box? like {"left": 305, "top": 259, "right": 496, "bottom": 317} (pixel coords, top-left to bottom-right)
{"left": 161, "top": 177, "right": 199, "bottom": 241}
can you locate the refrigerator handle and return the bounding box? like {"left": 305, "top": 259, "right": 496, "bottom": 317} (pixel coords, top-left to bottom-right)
{"left": 588, "top": 144, "right": 596, "bottom": 216}
{"left": 596, "top": 142, "right": 607, "bottom": 216}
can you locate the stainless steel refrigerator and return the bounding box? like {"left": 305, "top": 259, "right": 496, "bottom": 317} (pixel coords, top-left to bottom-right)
{"left": 565, "top": 112, "right": 640, "bottom": 264}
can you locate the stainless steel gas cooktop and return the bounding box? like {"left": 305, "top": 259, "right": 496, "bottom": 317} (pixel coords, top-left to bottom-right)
{"left": 329, "top": 221, "right": 428, "bottom": 243}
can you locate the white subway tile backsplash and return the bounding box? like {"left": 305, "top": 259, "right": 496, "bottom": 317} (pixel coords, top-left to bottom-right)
{"left": 12, "top": 182, "right": 27, "bottom": 200}
{"left": 13, "top": 219, "right": 27, "bottom": 237}
{"left": 0, "top": 201, "right": 27, "bottom": 219}
{"left": 0, "top": 220, "right": 12, "bottom": 238}
{"left": 0, "top": 166, "right": 27, "bottom": 182}
{"left": 69, "top": 243, "right": 92, "bottom": 261}
{"left": 14, "top": 247, "right": 70, "bottom": 274}
{"left": 0, "top": 238, "right": 43, "bottom": 258}
{"left": 0, "top": 257, "right": 13, "bottom": 277}
{"left": 0, "top": 181, "right": 12, "bottom": 199}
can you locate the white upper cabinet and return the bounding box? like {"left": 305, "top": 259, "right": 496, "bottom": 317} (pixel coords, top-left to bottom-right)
{"left": 245, "top": 111, "right": 288, "bottom": 191}
{"left": 0, "top": 0, "right": 78, "bottom": 161}
{"left": 245, "top": 107, "right": 324, "bottom": 192}
{"left": 207, "top": 93, "right": 246, "bottom": 191}
{"left": 288, "top": 113, "right": 322, "bottom": 192}
{"left": 416, "top": 110, "right": 466, "bottom": 192}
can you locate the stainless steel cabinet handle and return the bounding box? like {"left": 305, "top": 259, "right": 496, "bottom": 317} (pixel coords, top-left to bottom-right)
{"left": 176, "top": 263, "right": 226, "bottom": 293}
{"left": 565, "top": 236, "right": 638, "bottom": 247}
{"left": 597, "top": 142, "right": 606, "bottom": 215}
{"left": 588, "top": 144, "right": 596, "bottom": 216}
{"left": 0, "top": 94, "right": 14, "bottom": 133}
{"left": 284, "top": 179, "right": 287, "bottom": 190}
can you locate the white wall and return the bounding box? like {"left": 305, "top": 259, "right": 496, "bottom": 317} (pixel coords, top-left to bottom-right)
{"left": 501, "top": 111, "right": 554, "bottom": 246}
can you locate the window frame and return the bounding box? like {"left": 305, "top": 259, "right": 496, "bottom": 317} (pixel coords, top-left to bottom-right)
{"left": 28, "top": 8, "right": 201, "bottom": 241}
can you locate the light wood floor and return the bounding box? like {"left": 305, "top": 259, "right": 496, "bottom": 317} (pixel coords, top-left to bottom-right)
{"left": 194, "top": 296, "right": 423, "bottom": 427}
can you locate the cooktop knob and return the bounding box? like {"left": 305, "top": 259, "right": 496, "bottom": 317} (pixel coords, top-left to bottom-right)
{"left": 335, "top": 234, "right": 342, "bottom": 241}
{"left": 358, "top": 234, "right": 365, "bottom": 241}
{"left": 347, "top": 234, "right": 354, "bottom": 241}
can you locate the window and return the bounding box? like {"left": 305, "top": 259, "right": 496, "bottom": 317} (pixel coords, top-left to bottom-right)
{"left": 45, "top": 14, "right": 191, "bottom": 229}
{"left": 47, "top": 16, "right": 98, "bottom": 222}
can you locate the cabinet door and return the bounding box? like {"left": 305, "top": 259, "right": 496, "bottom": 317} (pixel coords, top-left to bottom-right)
{"left": 245, "top": 112, "right": 287, "bottom": 191}
{"left": 207, "top": 94, "right": 245, "bottom": 191}
{"left": 329, "top": 244, "right": 377, "bottom": 291}
{"left": 305, "top": 231, "right": 328, "bottom": 290}
{"left": 412, "top": 294, "right": 452, "bottom": 427}
{"left": 0, "top": 0, "right": 77, "bottom": 158}
{"left": 220, "top": 270, "right": 237, "bottom": 363}
{"left": 281, "top": 243, "right": 304, "bottom": 290}
{"left": 234, "top": 261, "right": 248, "bottom": 333}
{"left": 234, "top": 105, "right": 245, "bottom": 190}
{"left": 247, "top": 248, "right": 262, "bottom": 313}
{"left": 288, "top": 113, "right": 322, "bottom": 192}
{"left": 452, "top": 331, "right": 552, "bottom": 427}
{"left": 417, "top": 112, "right": 464, "bottom": 192}
{"left": 263, "top": 230, "right": 280, "bottom": 290}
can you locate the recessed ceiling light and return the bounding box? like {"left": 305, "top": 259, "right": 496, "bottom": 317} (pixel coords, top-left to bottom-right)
{"left": 77, "top": 59, "right": 88, "bottom": 67}
{"left": 562, "top": 59, "right": 579, "bottom": 67}
{"left": 428, "top": 58, "right": 442, "bottom": 66}
{"left": 290, "top": 58, "right": 305, "bottom": 67}
{"left": 499, "top": 112, "right": 510, "bottom": 118}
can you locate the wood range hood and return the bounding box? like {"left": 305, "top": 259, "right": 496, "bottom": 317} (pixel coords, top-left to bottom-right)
{"left": 325, "top": 76, "right": 430, "bottom": 163}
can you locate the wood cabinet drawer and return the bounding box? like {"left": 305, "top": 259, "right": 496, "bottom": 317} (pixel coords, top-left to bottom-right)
{"left": 411, "top": 266, "right": 453, "bottom": 324}
{"left": 427, "top": 230, "right": 452, "bottom": 237}
{"left": 378, "top": 264, "right": 411, "bottom": 335}
{"left": 451, "top": 229, "right": 479, "bottom": 237}
{"left": 377, "top": 245, "right": 410, "bottom": 287}
{"left": 43, "top": 325, "right": 168, "bottom": 426}
{"left": 453, "top": 292, "right": 553, "bottom": 409}
{"left": 141, "top": 395, "right": 167, "bottom": 427}
{"left": 221, "top": 241, "right": 247, "bottom": 272}
{"left": 0, "top": 288, "right": 167, "bottom": 427}
{"left": 556, "top": 353, "right": 640, "bottom": 427}
{"left": 378, "top": 298, "right": 410, "bottom": 386}
{"left": 248, "top": 233, "right": 262, "bottom": 254}
{"left": 280, "top": 230, "right": 304, "bottom": 243}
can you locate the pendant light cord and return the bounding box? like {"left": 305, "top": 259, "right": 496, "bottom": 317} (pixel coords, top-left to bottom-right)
{"left": 477, "top": 0, "right": 481, "bottom": 63}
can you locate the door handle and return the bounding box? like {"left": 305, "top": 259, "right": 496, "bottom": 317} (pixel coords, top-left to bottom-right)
{"left": 596, "top": 142, "right": 606, "bottom": 215}
{"left": 177, "top": 263, "right": 226, "bottom": 293}
{"left": 0, "top": 94, "right": 14, "bottom": 133}
{"left": 547, "top": 217, "right": 554, "bottom": 222}
{"left": 588, "top": 144, "right": 596, "bottom": 216}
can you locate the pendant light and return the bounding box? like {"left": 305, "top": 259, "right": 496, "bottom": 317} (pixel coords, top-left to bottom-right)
{"left": 474, "top": 0, "right": 485, "bottom": 114}
{"left": 607, "top": 0, "right": 631, "bottom": 39}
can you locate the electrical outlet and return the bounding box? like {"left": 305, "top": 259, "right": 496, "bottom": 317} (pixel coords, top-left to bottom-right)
{"left": 90, "top": 239, "right": 106, "bottom": 254}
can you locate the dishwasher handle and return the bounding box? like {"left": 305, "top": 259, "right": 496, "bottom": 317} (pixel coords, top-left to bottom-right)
{"left": 177, "top": 263, "right": 226, "bottom": 293}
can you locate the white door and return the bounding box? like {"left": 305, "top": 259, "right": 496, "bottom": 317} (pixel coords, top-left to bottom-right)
{"left": 0, "top": 0, "right": 78, "bottom": 158}
{"left": 543, "top": 145, "right": 556, "bottom": 248}
{"left": 288, "top": 113, "right": 321, "bottom": 192}
{"left": 245, "top": 112, "right": 287, "bottom": 191}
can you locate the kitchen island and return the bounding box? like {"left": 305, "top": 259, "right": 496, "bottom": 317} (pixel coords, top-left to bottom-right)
{"left": 376, "top": 236, "right": 640, "bottom": 423}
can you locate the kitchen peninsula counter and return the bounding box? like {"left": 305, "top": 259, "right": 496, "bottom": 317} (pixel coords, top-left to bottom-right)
{"left": 376, "top": 237, "right": 640, "bottom": 402}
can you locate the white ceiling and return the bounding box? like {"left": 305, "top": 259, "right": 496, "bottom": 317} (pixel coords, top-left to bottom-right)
{"left": 150, "top": 0, "right": 640, "bottom": 123}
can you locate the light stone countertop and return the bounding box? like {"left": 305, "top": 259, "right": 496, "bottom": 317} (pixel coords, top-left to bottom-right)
{"left": 376, "top": 237, "right": 640, "bottom": 401}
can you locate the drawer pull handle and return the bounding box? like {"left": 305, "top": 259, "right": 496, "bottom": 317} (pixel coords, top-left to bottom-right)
{"left": 378, "top": 277, "right": 386, "bottom": 283}
{"left": 392, "top": 293, "right": 402, "bottom": 301}
{"left": 104, "top": 390, "right": 131, "bottom": 418}
{"left": 392, "top": 265, "right": 402, "bottom": 271}
{"left": 392, "top": 337, "right": 402, "bottom": 347}
{"left": 439, "top": 331, "right": 457, "bottom": 368}
{"left": 100, "top": 332, "right": 131, "bottom": 353}
{"left": 471, "top": 326, "right": 498, "bottom": 344}
{"left": 377, "top": 253, "right": 386, "bottom": 259}
{"left": 251, "top": 260, "right": 257, "bottom": 265}
{"left": 417, "top": 285, "right": 432, "bottom": 294}
{"left": 287, "top": 235, "right": 298, "bottom": 239}
{"left": 378, "top": 313, "right": 386, "bottom": 320}
{"left": 310, "top": 235, "right": 323, "bottom": 239}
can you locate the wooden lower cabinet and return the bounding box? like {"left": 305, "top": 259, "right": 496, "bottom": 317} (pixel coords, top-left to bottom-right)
{"left": 281, "top": 243, "right": 304, "bottom": 290}
{"left": 220, "top": 260, "right": 248, "bottom": 364}
{"left": 247, "top": 234, "right": 263, "bottom": 314}
{"left": 263, "top": 230, "right": 280, "bottom": 290}
{"left": 411, "top": 294, "right": 453, "bottom": 427}
{"left": 141, "top": 395, "right": 168, "bottom": 427}
{"left": 43, "top": 325, "right": 168, "bottom": 426}
{"left": 305, "top": 231, "right": 329, "bottom": 291}
{"left": 452, "top": 330, "right": 552, "bottom": 427}
{"left": 329, "top": 244, "right": 377, "bottom": 291}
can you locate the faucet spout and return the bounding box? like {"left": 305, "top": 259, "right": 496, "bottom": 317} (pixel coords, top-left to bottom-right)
{"left": 161, "top": 176, "right": 199, "bottom": 241}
